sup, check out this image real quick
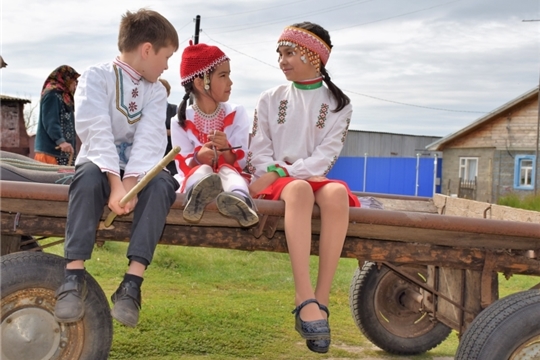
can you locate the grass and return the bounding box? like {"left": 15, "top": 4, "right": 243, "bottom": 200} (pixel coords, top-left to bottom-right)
{"left": 498, "top": 193, "right": 540, "bottom": 211}
{"left": 41, "top": 239, "right": 539, "bottom": 359}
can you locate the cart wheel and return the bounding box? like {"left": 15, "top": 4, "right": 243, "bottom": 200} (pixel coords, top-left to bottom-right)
{"left": 1, "top": 252, "right": 112, "bottom": 360}
{"left": 455, "top": 289, "right": 540, "bottom": 360}
{"left": 349, "top": 261, "right": 451, "bottom": 355}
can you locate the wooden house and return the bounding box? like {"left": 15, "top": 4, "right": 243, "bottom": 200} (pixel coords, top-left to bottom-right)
{"left": 1, "top": 95, "right": 31, "bottom": 156}
{"left": 427, "top": 87, "right": 539, "bottom": 203}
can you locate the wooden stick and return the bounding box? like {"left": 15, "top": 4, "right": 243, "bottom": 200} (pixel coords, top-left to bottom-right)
{"left": 102, "top": 146, "right": 180, "bottom": 228}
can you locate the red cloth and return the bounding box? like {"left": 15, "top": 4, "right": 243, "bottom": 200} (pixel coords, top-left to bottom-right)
{"left": 257, "top": 178, "right": 360, "bottom": 207}
{"left": 180, "top": 41, "right": 229, "bottom": 85}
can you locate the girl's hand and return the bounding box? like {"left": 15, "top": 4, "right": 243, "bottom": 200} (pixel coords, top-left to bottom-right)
{"left": 197, "top": 142, "right": 222, "bottom": 165}
{"left": 249, "top": 172, "right": 279, "bottom": 197}
{"left": 208, "top": 130, "right": 228, "bottom": 150}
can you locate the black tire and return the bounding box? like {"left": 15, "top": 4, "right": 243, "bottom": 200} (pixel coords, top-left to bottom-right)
{"left": 455, "top": 289, "right": 540, "bottom": 360}
{"left": 1, "top": 252, "right": 112, "bottom": 360}
{"left": 349, "top": 262, "right": 451, "bottom": 355}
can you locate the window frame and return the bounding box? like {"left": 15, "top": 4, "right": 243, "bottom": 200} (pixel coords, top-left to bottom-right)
{"left": 458, "top": 157, "right": 478, "bottom": 182}
{"left": 514, "top": 155, "right": 536, "bottom": 190}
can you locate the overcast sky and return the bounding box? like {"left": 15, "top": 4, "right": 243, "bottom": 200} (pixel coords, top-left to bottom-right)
{"left": 1, "top": 0, "right": 539, "bottom": 137}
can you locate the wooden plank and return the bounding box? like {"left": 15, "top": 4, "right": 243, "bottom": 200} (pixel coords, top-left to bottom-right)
{"left": 433, "top": 194, "right": 540, "bottom": 223}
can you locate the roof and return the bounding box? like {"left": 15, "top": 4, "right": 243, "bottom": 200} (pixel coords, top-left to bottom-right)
{"left": 426, "top": 86, "right": 539, "bottom": 151}
{"left": 1, "top": 94, "right": 31, "bottom": 104}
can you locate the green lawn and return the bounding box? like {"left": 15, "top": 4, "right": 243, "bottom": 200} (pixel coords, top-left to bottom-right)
{"left": 42, "top": 240, "right": 538, "bottom": 359}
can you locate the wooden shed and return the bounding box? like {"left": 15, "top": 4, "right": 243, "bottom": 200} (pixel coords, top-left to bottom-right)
{"left": 427, "top": 87, "right": 539, "bottom": 203}
{"left": 1, "top": 95, "right": 31, "bottom": 156}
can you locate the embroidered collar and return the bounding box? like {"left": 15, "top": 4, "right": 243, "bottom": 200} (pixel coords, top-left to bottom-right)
{"left": 193, "top": 103, "right": 222, "bottom": 120}
{"left": 113, "top": 57, "right": 143, "bottom": 83}
{"left": 293, "top": 77, "right": 323, "bottom": 90}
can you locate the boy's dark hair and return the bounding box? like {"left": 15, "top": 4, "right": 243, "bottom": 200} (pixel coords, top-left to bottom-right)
{"left": 291, "top": 21, "right": 350, "bottom": 113}
{"left": 118, "top": 9, "right": 179, "bottom": 53}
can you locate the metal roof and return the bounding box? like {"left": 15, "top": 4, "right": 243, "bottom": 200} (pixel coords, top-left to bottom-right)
{"left": 0, "top": 94, "right": 31, "bottom": 104}
{"left": 426, "top": 86, "right": 539, "bottom": 151}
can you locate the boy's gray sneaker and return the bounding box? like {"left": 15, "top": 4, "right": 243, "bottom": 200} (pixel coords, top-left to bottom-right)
{"left": 54, "top": 274, "right": 87, "bottom": 323}
{"left": 216, "top": 190, "right": 259, "bottom": 227}
{"left": 183, "top": 173, "right": 223, "bottom": 222}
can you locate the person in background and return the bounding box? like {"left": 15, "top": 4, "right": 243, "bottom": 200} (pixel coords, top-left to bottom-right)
{"left": 247, "top": 22, "right": 359, "bottom": 353}
{"left": 34, "top": 65, "right": 79, "bottom": 165}
{"left": 53, "top": 8, "right": 179, "bottom": 328}
{"left": 158, "top": 78, "right": 178, "bottom": 175}
{"left": 171, "top": 41, "right": 258, "bottom": 227}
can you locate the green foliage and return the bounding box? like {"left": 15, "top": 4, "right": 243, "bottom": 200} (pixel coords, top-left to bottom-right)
{"left": 498, "top": 193, "right": 540, "bottom": 211}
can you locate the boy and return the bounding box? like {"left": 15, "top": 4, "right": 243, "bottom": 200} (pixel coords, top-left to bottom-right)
{"left": 53, "top": 8, "right": 179, "bottom": 328}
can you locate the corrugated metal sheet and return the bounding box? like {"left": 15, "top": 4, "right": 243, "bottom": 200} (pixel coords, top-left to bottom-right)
{"left": 342, "top": 130, "right": 442, "bottom": 157}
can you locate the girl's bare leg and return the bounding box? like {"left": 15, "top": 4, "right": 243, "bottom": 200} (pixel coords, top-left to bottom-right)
{"left": 314, "top": 183, "right": 349, "bottom": 315}
{"left": 280, "top": 180, "right": 322, "bottom": 321}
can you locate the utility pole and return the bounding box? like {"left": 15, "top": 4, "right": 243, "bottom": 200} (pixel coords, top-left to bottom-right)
{"left": 189, "top": 15, "right": 202, "bottom": 106}
{"left": 523, "top": 19, "right": 540, "bottom": 195}
{"left": 193, "top": 15, "right": 201, "bottom": 45}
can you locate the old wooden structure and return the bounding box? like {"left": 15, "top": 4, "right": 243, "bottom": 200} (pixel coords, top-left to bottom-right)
{"left": 0, "top": 95, "right": 31, "bottom": 156}
{"left": 428, "top": 87, "right": 539, "bottom": 202}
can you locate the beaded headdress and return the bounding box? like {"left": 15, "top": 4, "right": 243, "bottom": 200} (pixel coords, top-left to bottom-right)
{"left": 277, "top": 26, "right": 331, "bottom": 73}
{"left": 180, "top": 40, "right": 229, "bottom": 86}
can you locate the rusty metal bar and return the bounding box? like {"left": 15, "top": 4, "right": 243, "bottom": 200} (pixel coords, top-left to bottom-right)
{"left": 2, "top": 180, "right": 539, "bottom": 242}
{"left": 382, "top": 261, "right": 474, "bottom": 314}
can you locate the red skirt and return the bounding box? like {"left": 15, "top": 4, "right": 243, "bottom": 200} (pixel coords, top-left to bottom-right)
{"left": 257, "top": 178, "right": 360, "bottom": 207}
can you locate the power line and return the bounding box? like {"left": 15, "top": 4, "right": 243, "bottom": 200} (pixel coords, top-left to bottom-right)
{"left": 202, "top": 31, "right": 279, "bottom": 69}
{"left": 202, "top": 30, "right": 489, "bottom": 114}
{"left": 344, "top": 90, "right": 489, "bottom": 113}
{"left": 203, "top": 0, "right": 375, "bottom": 33}
{"left": 203, "top": 0, "right": 311, "bottom": 19}
{"left": 332, "top": 0, "right": 462, "bottom": 31}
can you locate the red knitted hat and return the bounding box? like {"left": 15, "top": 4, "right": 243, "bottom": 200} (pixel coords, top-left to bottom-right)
{"left": 180, "top": 40, "right": 229, "bottom": 85}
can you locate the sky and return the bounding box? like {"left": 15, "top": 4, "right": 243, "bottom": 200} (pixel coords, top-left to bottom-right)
{"left": 1, "top": 0, "right": 539, "bottom": 137}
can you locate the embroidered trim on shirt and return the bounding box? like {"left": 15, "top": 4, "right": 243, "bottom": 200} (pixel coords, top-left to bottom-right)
{"left": 277, "top": 100, "right": 288, "bottom": 124}
{"left": 114, "top": 65, "right": 142, "bottom": 124}
{"left": 316, "top": 103, "right": 330, "bottom": 129}
{"left": 192, "top": 103, "right": 225, "bottom": 143}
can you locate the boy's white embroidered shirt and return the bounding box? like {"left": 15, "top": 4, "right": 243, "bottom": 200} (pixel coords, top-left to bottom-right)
{"left": 74, "top": 60, "right": 168, "bottom": 179}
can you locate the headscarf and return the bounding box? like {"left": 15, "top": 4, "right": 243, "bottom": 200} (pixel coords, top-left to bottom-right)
{"left": 41, "top": 65, "right": 80, "bottom": 107}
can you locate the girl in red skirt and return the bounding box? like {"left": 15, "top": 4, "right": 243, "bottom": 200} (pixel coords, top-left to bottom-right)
{"left": 247, "top": 22, "right": 359, "bottom": 354}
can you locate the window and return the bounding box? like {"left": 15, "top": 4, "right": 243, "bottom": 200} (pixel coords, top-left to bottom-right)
{"left": 514, "top": 155, "right": 536, "bottom": 190}
{"left": 459, "top": 157, "right": 478, "bottom": 181}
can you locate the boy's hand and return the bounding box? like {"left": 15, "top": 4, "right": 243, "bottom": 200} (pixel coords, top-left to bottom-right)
{"left": 107, "top": 174, "right": 137, "bottom": 215}
{"left": 121, "top": 177, "right": 138, "bottom": 213}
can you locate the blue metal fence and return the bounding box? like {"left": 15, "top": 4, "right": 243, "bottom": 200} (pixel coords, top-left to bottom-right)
{"left": 327, "top": 156, "right": 442, "bottom": 197}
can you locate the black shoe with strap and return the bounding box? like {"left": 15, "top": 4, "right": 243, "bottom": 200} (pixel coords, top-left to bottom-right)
{"left": 54, "top": 274, "right": 88, "bottom": 323}
{"left": 111, "top": 281, "right": 141, "bottom": 327}
{"left": 306, "top": 303, "right": 331, "bottom": 353}
{"left": 292, "top": 298, "right": 331, "bottom": 341}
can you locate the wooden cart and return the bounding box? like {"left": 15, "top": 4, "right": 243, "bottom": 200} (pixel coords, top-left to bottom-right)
{"left": 1, "top": 153, "right": 540, "bottom": 360}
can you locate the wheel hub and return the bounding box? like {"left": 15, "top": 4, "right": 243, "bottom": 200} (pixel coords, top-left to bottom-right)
{"left": 2, "top": 307, "right": 61, "bottom": 360}
{"left": 511, "top": 335, "right": 540, "bottom": 359}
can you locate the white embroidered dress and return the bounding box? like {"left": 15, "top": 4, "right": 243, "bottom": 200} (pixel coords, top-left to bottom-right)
{"left": 170, "top": 102, "right": 251, "bottom": 186}
{"left": 247, "top": 82, "right": 352, "bottom": 180}
{"left": 74, "top": 58, "right": 168, "bottom": 179}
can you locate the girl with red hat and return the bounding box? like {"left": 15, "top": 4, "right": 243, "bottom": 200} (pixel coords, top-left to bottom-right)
{"left": 171, "top": 41, "right": 258, "bottom": 227}
{"left": 247, "top": 22, "right": 360, "bottom": 353}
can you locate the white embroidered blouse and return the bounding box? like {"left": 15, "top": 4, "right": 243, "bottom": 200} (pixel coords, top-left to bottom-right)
{"left": 247, "top": 82, "right": 352, "bottom": 180}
